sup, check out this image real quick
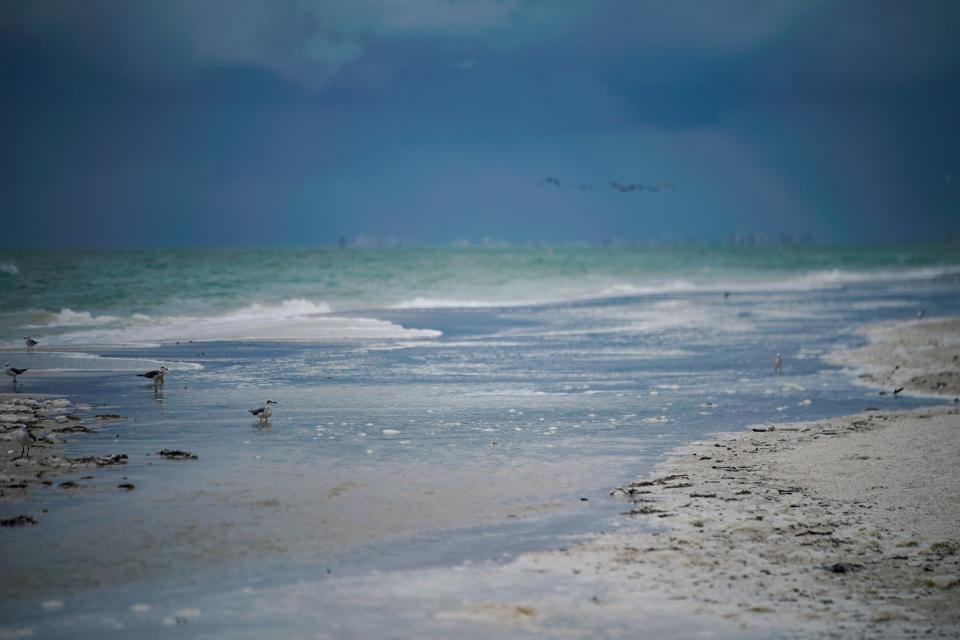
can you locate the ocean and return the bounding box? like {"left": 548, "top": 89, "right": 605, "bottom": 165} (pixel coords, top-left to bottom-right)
{"left": 1, "top": 244, "right": 959, "bottom": 638}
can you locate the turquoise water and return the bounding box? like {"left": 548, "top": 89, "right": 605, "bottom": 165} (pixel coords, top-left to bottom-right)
{"left": 1, "top": 244, "right": 958, "bottom": 347}
{"left": 1, "top": 244, "right": 959, "bottom": 638}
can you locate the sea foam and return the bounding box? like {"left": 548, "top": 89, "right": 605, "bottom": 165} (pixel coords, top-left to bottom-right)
{"left": 17, "top": 299, "right": 439, "bottom": 347}
{"left": 386, "top": 266, "right": 960, "bottom": 311}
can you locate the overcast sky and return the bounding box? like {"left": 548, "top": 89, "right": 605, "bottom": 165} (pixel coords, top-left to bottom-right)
{"left": 2, "top": 0, "right": 959, "bottom": 246}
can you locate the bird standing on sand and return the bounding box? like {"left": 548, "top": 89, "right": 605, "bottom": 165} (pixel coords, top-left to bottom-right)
{"left": 13, "top": 425, "right": 36, "bottom": 458}
{"left": 4, "top": 363, "right": 27, "bottom": 385}
{"left": 24, "top": 337, "right": 38, "bottom": 352}
{"left": 249, "top": 400, "right": 278, "bottom": 423}
{"left": 917, "top": 308, "right": 924, "bottom": 320}
{"left": 137, "top": 366, "right": 168, "bottom": 390}
{"left": 774, "top": 353, "right": 783, "bottom": 375}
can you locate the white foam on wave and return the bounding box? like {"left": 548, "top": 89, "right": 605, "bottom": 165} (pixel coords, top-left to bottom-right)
{"left": 390, "top": 297, "right": 514, "bottom": 310}
{"left": 0, "top": 262, "right": 18, "bottom": 275}
{"left": 603, "top": 266, "right": 960, "bottom": 298}
{"left": 386, "top": 266, "right": 960, "bottom": 311}
{"left": 29, "top": 308, "right": 122, "bottom": 327}
{"left": 16, "top": 299, "right": 439, "bottom": 347}
{"left": 501, "top": 299, "right": 756, "bottom": 339}
{"left": 596, "top": 280, "right": 700, "bottom": 297}
{"left": 792, "top": 266, "right": 960, "bottom": 287}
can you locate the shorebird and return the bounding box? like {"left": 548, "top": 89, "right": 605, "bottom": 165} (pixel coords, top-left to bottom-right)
{"left": 137, "top": 366, "right": 168, "bottom": 390}
{"left": 917, "top": 308, "right": 924, "bottom": 320}
{"left": 774, "top": 353, "right": 783, "bottom": 375}
{"left": 13, "top": 425, "right": 36, "bottom": 458}
{"left": 23, "top": 337, "right": 38, "bottom": 352}
{"left": 4, "top": 363, "right": 27, "bottom": 385}
{"left": 249, "top": 400, "right": 278, "bottom": 423}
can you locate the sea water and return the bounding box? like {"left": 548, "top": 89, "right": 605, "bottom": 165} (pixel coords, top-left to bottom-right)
{"left": 0, "top": 244, "right": 958, "bottom": 637}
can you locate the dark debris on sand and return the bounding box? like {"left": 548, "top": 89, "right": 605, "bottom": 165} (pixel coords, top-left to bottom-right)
{"left": 158, "top": 448, "right": 198, "bottom": 460}
{"left": 3, "top": 397, "right": 137, "bottom": 528}
{"left": 0, "top": 514, "right": 37, "bottom": 526}
{"left": 66, "top": 454, "right": 128, "bottom": 467}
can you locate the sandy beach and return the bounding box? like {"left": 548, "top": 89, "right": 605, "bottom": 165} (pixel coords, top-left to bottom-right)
{"left": 827, "top": 317, "right": 960, "bottom": 398}
{"left": 453, "top": 318, "right": 960, "bottom": 638}
{"left": 2, "top": 312, "right": 958, "bottom": 637}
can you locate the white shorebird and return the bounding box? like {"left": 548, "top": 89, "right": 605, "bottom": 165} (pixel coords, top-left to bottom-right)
{"left": 917, "top": 308, "right": 925, "bottom": 320}
{"left": 4, "top": 363, "right": 28, "bottom": 385}
{"left": 23, "top": 337, "right": 38, "bottom": 352}
{"left": 774, "top": 353, "right": 783, "bottom": 374}
{"left": 13, "top": 425, "right": 36, "bottom": 458}
{"left": 249, "top": 400, "right": 278, "bottom": 423}
{"left": 137, "top": 366, "right": 168, "bottom": 390}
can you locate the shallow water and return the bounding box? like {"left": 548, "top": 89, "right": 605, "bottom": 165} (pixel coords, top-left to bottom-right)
{"left": 1, "top": 246, "right": 959, "bottom": 637}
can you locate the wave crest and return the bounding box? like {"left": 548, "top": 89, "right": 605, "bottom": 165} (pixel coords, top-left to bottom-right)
{"left": 387, "top": 266, "right": 960, "bottom": 311}
{"left": 35, "top": 308, "right": 121, "bottom": 327}
{"left": 16, "top": 299, "right": 438, "bottom": 346}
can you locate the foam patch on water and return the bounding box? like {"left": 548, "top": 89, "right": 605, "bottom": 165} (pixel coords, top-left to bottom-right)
{"left": 10, "top": 299, "right": 440, "bottom": 347}
{"left": 391, "top": 297, "right": 513, "bottom": 309}
{"left": 386, "top": 266, "right": 960, "bottom": 311}
{"left": 0, "top": 350, "right": 202, "bottom": 372}
{"left": 27, "top": 308, "right": 122, "bottom": 327}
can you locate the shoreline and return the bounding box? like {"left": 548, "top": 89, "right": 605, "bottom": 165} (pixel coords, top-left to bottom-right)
{"left": 467, "top": 318, "right": 960, "bottom": 637}
{"left": 826, "top": 317, "right": 960, "bottom": 399}
{"left": 1, "top": 316, "right": 957, "bottom": 636}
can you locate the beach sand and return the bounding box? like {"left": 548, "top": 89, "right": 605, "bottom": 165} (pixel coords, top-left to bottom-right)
{"left": 1, "top": 320, "right": 958, "bottom": 637}
{"left": 827, "top": 317, "right": 960, "bottom": 397}
{"left": 434, "top": 319, "right": 960, "bottom": 638}
{"left": 1, "top": 395, "right": 129, "bottom": 524}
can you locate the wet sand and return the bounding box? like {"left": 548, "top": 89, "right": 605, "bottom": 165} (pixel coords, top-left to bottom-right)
{"left": 1, "top": 394, "right": 130, "bottom": 523}
{"left": 2, "top": 319, "right": 958, "bottom": 637}
{"left": 433, "top": 319, "right": 960, "bottom": 638}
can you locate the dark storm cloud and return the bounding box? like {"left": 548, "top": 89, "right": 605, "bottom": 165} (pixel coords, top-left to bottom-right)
{"left": 8, "top": 0, "right": 956, "bottom": 91}
{"left": 1, "top": 0, "right": 958, "bottom": 245}
{"left": 0, "top": 0, "right": 576, "bottom": 87}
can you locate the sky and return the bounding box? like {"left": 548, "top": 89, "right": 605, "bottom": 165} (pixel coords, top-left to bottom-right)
{"left": 1, "top": 0, "right": 959, "bottom": 246}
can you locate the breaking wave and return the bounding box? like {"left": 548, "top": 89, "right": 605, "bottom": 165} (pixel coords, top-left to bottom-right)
{"left": 10, "top": 299, "right": 439, "bottom": 347}
{"left": 389, "top": 266, "right": 960, "bottom": 310}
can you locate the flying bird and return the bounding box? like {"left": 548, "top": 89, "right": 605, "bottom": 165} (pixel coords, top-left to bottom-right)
{"left": 541, "top": 176, "right": 680, "bottom": 194}
{"left": 609, "top": 181, "right": 670, "bottom": 193}
{"left": 138, "top": 366, "right": 168, "bottom": 390}
{"left": 4, "top": 363, "right": 27, "bottom": 385}
{"left": 538, "top": 176, "right": 562, "bottom": 188}
{"left": 610, "top": 181, "right": 641, "bottom": 193}
{"left": 249, "top": 400, "right": 278, "bottom": 423}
